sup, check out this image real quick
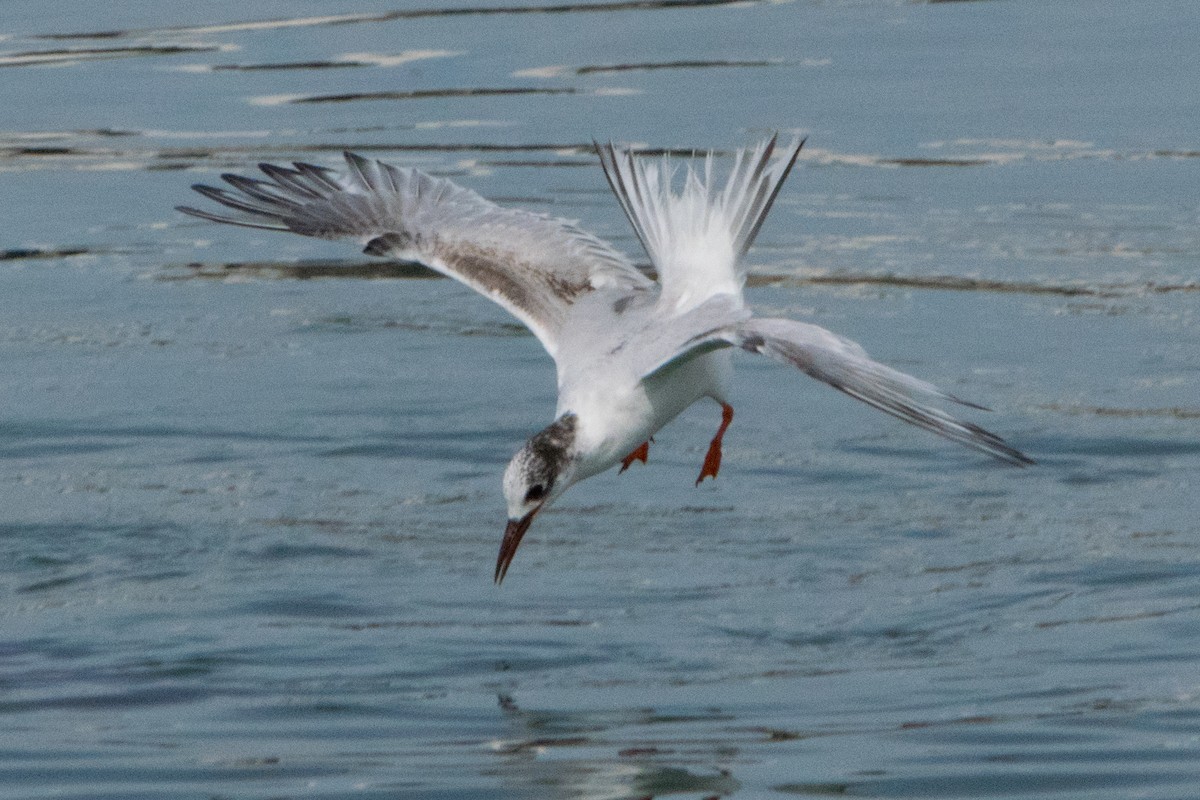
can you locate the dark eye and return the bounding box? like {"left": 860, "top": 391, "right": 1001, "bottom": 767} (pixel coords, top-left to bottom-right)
{"left": 524, "top": 484, "right": 546, "bottom": 503}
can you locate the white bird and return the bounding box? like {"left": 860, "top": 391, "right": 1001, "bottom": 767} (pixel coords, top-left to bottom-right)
{"left": 178, "top": 136, "right": 1033, "bottom": 583}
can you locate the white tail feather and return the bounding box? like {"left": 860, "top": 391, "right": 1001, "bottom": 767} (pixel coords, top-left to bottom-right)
{"left": 597, "top": 135, "right": 804, "bottom": 313}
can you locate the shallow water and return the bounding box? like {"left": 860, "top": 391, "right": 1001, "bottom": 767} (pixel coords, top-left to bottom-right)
{"left": 2, "top": 1, "right": 1200, "bottom": 798}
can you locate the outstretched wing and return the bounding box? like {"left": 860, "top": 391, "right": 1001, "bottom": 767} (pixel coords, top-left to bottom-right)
{"left": 640, "top": 316, "right": 1034, "bottom": 466}
{"left": 178, "top": 152, "right": 653, "bottom": 358}
{"left": 596, "top": 135, "right": 803, "bottom": 313}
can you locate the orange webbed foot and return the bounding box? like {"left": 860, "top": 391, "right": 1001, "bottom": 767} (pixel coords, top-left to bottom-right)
{"left": 619, "top": 439, "right": 651, "bottom": 474}
{"left": 695, "top": 403, "right": 734, "bottom": 486}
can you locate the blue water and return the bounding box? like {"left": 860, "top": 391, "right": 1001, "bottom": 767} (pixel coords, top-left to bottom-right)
{"left": 2, "top": 1, "right": 1200, "bottom": 797}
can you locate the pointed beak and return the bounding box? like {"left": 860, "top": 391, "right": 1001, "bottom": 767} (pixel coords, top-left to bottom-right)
{"left": 495, "top": 506, "right": 540, "bottom": 584}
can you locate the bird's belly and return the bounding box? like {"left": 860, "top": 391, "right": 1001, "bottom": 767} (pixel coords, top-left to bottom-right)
{"left": 570, "top": 350, "right": 731, "bottom": 479}
{"left": 642, "top": 352, "right": 727, "bottom": 429}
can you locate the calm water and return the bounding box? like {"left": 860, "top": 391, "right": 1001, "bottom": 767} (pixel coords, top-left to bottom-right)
{"left": 3, "top": 1, "right": 1200, "bottom": 798}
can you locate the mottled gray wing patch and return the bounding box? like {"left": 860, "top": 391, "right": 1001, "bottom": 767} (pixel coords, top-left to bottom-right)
{"left": 436, "top": 243, "right": 586, "bottom": 342}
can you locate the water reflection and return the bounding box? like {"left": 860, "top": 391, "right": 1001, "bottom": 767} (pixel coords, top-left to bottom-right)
{"left": 492, "top": 696, "right": 743, "bottom": 799}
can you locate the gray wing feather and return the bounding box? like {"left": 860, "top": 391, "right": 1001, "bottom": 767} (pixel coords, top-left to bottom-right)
{"left": 643, "top": 316, "right": 1033, "bottom": 466}
{"left": 178, "top": 151, "right": 653, "bottom": 357}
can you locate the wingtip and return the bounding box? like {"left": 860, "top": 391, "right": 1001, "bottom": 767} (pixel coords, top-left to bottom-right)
{"left": 174, "top": 203, "right": 228, "bottom": 225}
{"left": 592, "top": 138, "right": 612, "bottom": 166}
{"left": 1007, "top": 447, "right": 1037, "bottom": 468}
{"left": 595, "top": 138, "right": 621, "bottom": 161}
{"left": 947, "top": 393, "right": 993, "bottom": 412}
{"left": 758, "top": 130, "right": 806, "bottom": 157}
{"left": 191, "top": 183, "right": 228, "bottom": 201}
{"left": 293, "top": 159, "right": 332, "bottom": 173}
{"left": 784, "top": 135, "right": 806, "bottom": 164}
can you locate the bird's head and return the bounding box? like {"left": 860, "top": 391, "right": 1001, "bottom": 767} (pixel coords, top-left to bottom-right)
{"left": 496, "top": 414, "right": 580, "bottom": 584}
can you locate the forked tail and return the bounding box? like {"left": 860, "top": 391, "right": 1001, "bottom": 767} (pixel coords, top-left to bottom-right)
{"left": 596, "top": 135, "right": 804, "bottom": 312}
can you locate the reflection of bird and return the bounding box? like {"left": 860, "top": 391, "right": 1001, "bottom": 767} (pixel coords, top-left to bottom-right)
{"left": 178, "top": 136, "right": 1033, "bottom": 583}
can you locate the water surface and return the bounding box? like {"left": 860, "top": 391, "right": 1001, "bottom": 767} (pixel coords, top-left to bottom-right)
{"left": 2, "top": 1, "right": 1199, "bottom": 797}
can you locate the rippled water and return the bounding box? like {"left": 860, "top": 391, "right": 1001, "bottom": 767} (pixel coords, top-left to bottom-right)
{"left": 3, "top": 1, "right": 1200, "bottom": 797}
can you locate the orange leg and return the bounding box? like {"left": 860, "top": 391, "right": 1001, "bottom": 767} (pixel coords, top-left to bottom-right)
{"left": 619, "top": 439, "right": 651, "bottom": 474}
{"left": 696, "top": 403, "right": 734, "bottom": 486}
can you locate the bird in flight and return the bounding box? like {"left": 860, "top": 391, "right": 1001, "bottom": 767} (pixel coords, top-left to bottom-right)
{"left": 178, "top": 135, "right": 1033, "bottom": 583}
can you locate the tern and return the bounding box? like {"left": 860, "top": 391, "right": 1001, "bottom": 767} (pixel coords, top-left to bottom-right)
{"left": 178, "top": 135, "right": 1033, "bottom": 583}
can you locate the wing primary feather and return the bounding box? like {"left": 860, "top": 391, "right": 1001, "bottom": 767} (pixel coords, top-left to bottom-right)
{"left": 381, "top": 161, "right": 402, "bottom": 194}
{"left": 735, "top": 136, "right": 804, "bottom": 259}
{"left": 293, "top": 161, "right": 343, "bottom": 193}
{"left": 221, "top": 174, "right": 304, "bottom": 209}
{"left": 596, "top": 141, "right": 652, "bottom": 262}
{"left": 946, "top": 394, "right": 991, "bottom": 412}
{"left": 258, "top": 163, "right": 325, "bottom": 199}
{"left": 190, "top": 184, "right": 281, "bottom": 219}
{"left": 836, "top": 383, "right": 1028, "bottom": 464}
{"left": 175, "top": 205, "right": 288, "bottom": 230}
{"left": 595, "top": 142, "right": 638, "bottom": 252}
{"left": 722, "top": 318, "right": 1035, "bottom": 466}
{"left": 726, "top": 134, "right": 775, "bottom": 250}
{"left": 341, "top": 151, "right": 376, "bottom": 192}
